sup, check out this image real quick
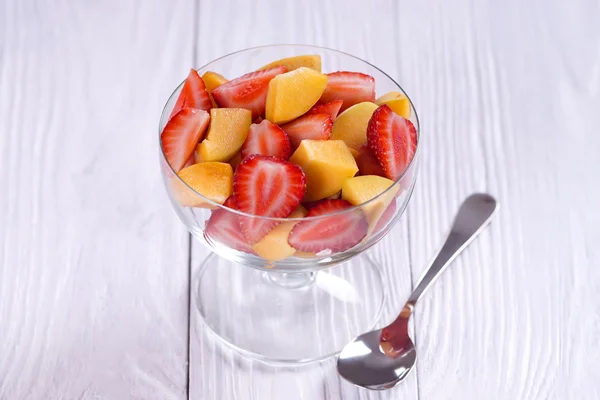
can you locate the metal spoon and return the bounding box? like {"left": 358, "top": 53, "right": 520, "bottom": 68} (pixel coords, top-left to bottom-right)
{"left": 337, "top": 193, "right": 498, "bottom": 390}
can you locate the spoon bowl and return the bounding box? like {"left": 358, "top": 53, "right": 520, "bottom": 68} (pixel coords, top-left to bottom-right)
{"left": 338, "top": 329, "right": 416, "bottom": 390}
{"left": 337, "top": 193, "right": 498, "bottom": 390}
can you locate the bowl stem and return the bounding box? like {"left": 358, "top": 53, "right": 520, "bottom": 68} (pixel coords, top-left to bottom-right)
{"left": 265, "top": 271, "right": 317, "bottom": 289}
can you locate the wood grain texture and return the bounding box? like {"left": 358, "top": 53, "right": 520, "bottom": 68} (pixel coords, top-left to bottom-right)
{"left": 403, "top": 0, "right": 600, "bottom": 399}
{"left": 0, "top": 0, "right": 195, "bottom": 398}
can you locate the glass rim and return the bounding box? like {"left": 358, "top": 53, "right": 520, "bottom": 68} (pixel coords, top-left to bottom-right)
{"left": 158, "top": 44, "right": 421, "bottom": 222}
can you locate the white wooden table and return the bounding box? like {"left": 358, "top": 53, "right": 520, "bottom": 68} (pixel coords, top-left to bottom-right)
{"left": 2, "top": 0, "right": 599, "bottom": 399}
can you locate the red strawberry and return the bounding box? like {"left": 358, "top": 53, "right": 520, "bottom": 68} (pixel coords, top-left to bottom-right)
{"left": 169, "top": 69, "right": 212, "bottom": 119}
{"left": 288, "top": 199, "right": 368, "bottom": 253}
{"left": 301, "top": 192, "right": 341, "bottom": 210}
{"left": 205, "top": 197, "right": 254, "bottom": 254}
{"left": 367, "top": 105, "right": 417, "bottom": 181}
{"left": 234, "top": 155, "right": 306, "bottom": 243}
{"left": 307, "top": 99, "right": 343, "bottom": 121}
{"left": 183, "top": 153, "right": 196, "bottom": 169}
{"left": 280, "top": 113, "right": 332, "bottom": 149}
{"left": 223, "top": 196, "right": 237, "bottom": 208}
{"left": 374, "top": 199, "right": 397, "bottom": 233}
{"left": 241, "top": 120, "right": 292, "bottom": 160}
{"left": 355, "top": 144, "right": 386, "bottom": 176}
{"left": 161, "top": 108, "right": 210, "bottom": 172}
{"left": 319, "top": 72, "right": 375, "bottom": 112}
{"left": 212, "top": 66, "right": 287, "bottom": 119}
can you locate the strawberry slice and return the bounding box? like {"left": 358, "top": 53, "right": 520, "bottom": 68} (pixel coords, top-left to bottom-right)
{"left": 367, "top": 105, "right": 417, "bottom": 181}
{"left": 319, "top": 71, "right": 376, "bottom": 112}
{"left": 170, "top": 69, "right": 212, "bottom": 119}
{"left": 355, "top": 144, "right": 386, "bottom": 177}
{"left": 205, "top": 197, "right": 254, "bottom": 254}
{"left": 222, "top": 196, "right": 237, "bottom": 209}
{"left": 280, "top": 113, "right": 332, "bottom": 149}
{"left": 183, "top": 153, "right": 196, "bottom": 169}
{"left": 307, "top": 99, "right": 343, "bottom": 121}
{"left": 301, "top": 192, "right": 341, "bottom": 210}
{"left": 288, "top": 199, "right": 368, "bottom": 253}
{"left": 241, "top": 119, "right": 292, "bottom": 160}
{"left": 234, "top": 155, "right": 306, "bottom": 244}
{"left": 212, "top": 66, "right": 287, "bottom": 119}
{"left": 374, "top": 199, "right": 397, "bottom": 233}
{"left": 161, "top": 108, "right": 210, "bottom": 172}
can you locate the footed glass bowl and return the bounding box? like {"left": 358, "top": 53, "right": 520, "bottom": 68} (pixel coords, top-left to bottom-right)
{"left": 159, "top": 45, "right": 420, "bottom": 363}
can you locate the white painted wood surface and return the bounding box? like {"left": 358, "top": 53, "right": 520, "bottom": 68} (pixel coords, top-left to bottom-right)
{"left": 0, "top": 0, "right": 195, "bottom": 398}
{"left": 1, "top": 0, "right": 599, "bottom": 399}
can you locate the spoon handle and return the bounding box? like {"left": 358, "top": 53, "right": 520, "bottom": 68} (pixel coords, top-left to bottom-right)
{"left": 406, "top": 193, "right": 498, "bottom": 307}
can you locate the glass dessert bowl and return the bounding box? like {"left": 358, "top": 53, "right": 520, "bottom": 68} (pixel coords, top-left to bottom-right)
{"left": 158, "top": 45, "right": 420, "bottom": 363}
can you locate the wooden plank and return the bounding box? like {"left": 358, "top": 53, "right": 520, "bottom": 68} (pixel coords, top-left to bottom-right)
{"left": 189, "top": 0, "right": 420, "bottom": 399}
{"left": 0, "top": 0, "right": 195, "bottom": 398}
{"left": 403, "top": 0, "right": 600, "bottom": 398}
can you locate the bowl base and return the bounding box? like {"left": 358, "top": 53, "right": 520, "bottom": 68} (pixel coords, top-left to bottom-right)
{"left": 195, "top": 253, "right": 386, "bottom": 364}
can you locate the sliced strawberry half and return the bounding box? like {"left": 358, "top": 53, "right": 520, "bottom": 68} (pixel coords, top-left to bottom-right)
{"left": 234, "top": 155, "right": 306, "bottom": 243}
{"left": 307, "top": 99, "right": 343, "bottom": 121}
{"left": 161, "top": 108, "right": 210, "bottom": 172}
{"left": 301, "top": 192, "right": 341, "bottom": 210}
{"left": 169, "top": 69, "right": 212, "bottom": 119}
{"left": 355, "top": 144, "right": 386, "bottom": 177}
{"left": 205, "top": 197, "right": 254, "bottom": 254}
{"left": 183, "top": 153, "right": 196, "bottom": 169}
{"left": 280, "top": 113, "right": 332, "bottom": 149}
{"left": 288, "top": 199, "right": 368, "bottom": 253}
{"left": 241, "top": 119, "right": 292, "bottom": 160}
{"left": 374, "top": 199, "right": 397, "bottom": 233}
{"left": 319, "top": 71, "right": 376, "bottom": 112}
{"left": 212, "top": 66, "right": 287, "bottom": 119}
{"left": 367, "top": 105, "right": 417, "bottom": 181}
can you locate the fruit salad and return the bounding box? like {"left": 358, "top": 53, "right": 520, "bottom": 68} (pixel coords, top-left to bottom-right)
{"left": 161, "top": 54, "right": 418, "bottom": 262}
